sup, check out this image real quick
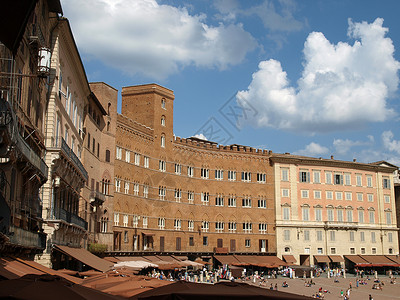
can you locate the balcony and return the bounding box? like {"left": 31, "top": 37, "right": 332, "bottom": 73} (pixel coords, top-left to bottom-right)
{"left": 52, "top": 207, "right": 88, "bottom": 230}
{"left": 49, "top": 137, "right": 88, "bottom": 181}
{"left": 8, "top": 224, "right": 46, "bottom": 250}
{"left": 324, "top": 221, "right": 358, "bottom": 230}
{"left": 90, "top": 190, "right": 106, "bottom": 206}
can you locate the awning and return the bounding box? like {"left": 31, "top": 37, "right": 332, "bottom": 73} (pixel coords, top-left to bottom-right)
{"left": 214, "top": 255, "right": 241, "bottom": 266}
{"left": 54, "top": 245, "right": 113, "bottom": 272}
{"left": 0, "top": 257, "right": 44, "bottom": 279}
{"left": 360, "top": 255, "right": 398, "bottom": 266}
{"left": 386, "top": 255, "right": 400, "bottom": 264}
{"left": 314, "top": 255, "right": 330, "bottom": 263}
{"left": 344, "top": 255, "right": 369, "bottom": 264}
{"left": 282, "top": 255, "right": 297, "bottom": 264}
{"left": 329, "top": 255, "right": 344, "bottom": 263}
{"left": 142, "top": 232, "right": 155, "bottom": 236}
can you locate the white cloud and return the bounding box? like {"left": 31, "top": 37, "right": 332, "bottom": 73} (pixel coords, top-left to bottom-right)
{"left": 61, "top": 0, "right": 257, "bottom": 79}
{"left": 382, "top": 130, "right": 400, "bottom": 155}
{"left": 333, "top": 138, "right": 371, "bottom": 155}
{"left": 237, "top": 18, "right": 399, "bottom": 133}
{"left": 294, "top": 142, "right": 329, "bottom": 156}
{"left": 192, "top": 133, "right": 208, "bottom": 141}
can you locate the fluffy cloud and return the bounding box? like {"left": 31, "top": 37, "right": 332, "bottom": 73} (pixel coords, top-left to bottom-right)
{"left": 61, "top": 0, "right": 257, "bottom": 79}
{"left": 333, "top": 138, "right": 371, "bottom": 155}
{"left": 237, "top": 18, "right": 399, "bottom": 133}
{"left": 294, "top": 142, "right": 329, "bottom": 156}
{"left": 192, "top": 133, "right": 208, "bottom": 141}
{"left": 382, "top": 130, "right": 400, "bottom": 155}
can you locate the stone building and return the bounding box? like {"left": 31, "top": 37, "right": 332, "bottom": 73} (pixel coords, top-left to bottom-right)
{"left": 38, "top": 18, "right": 89, "bottom": 267}
{"left": 0, "top": 0, "right": 62, "bottom": 258}
{"left": 271, "top": 154, "right": 399, "bottom": 267}
{"left": 113, "top": 84, "right": 276, "bottom": 256}
{"left": 82, "top": 82, "right": 117, "bottom": 250}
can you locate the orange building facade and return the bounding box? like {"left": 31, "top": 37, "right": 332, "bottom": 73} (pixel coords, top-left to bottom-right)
{"left": 113, "top": 84, "right": 276, "bottom": 255}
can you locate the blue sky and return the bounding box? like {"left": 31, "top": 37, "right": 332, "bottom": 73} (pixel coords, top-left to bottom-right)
{"left": 61, "top": 0, "right": 400, "bottom": 165}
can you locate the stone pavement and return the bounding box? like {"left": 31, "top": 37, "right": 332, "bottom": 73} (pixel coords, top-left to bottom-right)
{"left": 244, "top": 276, "right": 400, "bottom": 300}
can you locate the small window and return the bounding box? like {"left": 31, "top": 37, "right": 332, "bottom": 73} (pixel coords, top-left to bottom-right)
{"left": 245, "top": 239, "right": 251, "bottom": 247}
{"left": 189, "top": 236, "right": 194, "bottom": 246}
{"left": 299, "top": 171, "right": 310, "bottom": 183}
{"left": 161, "top": 116, "right": 165, "bottom": 126}
{"left": 203, "top": 236, "right": 208, "bottom": 246}
{"left": 161, "top": 98, "right": 166, "bottom": 109}
{"left": 105, "top": 149, "right": 110, "bottom": 162}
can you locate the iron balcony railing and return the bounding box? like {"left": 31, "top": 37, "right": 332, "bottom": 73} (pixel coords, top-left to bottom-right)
{"left": 8, "top": 224, "right": 46, "bottom": 250}
{"left": 324, "top": 221, "right": 358, "bottom": 229}
{"left": 52, "top": 207, "right": 88, "bottom": 230}
{"left": 50, "top": 137, "right": 88, "bottom": 181}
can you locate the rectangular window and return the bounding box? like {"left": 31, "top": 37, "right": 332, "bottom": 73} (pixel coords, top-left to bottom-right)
{"left": 315, "top": 208, "right": 322, "bottom": 221}
{"left": 174, "top": 163, "right": 181, "bottom": 175}
{"left": 367, "top": 176, "right": 372, "bottom": 187}
{"left": 314, "top": 190, "right": 321, "bottom": 199}
{"left": 215, "top": 169, "right": 223, "bottom": 180}
{"left": 360, "top": 232, "right": 365, "bottom": 242}
{"left": 383, "top": 177, "right": 390, "bottom": 189}
{"left": 124, "top": 182, "right": 130, "bottom": 194}
{"left": 132, "top": 215, "right": 139, "bottom": 228}
{"left": 259, "top": 223, "right": 267, "bottom": 233}
{"left": 203, "top": 236, "right": 208, "bottom": 246}
{"left": 257, "top": 173, "right": 266, "bottom": 183}
{"left": 345, "top": 173, "right": 351, "bottom": 185}
{"left": 347, "top": 210, "right": 353, "bottom": 222}
{"left": 175, "top": 189, "right": 182, "bottom": 202}
{"left": 336, "top": 192, "right": 343, "bottom": 200}
{"left": 143, "top": 216, "right": 148, "bottom": 228}
{"left": 282, "top": 189, "right": 289, "bottom": 197}
{"left": 283, "top": 207, "right": 290, "bottom": 220}
{"left": 326, "top": 191, "right": 333, "bottom": 200}
{"left": 228, "top": 222, "right": 237, "bottom": 232}
{"left": 215, "top": 222, "right": 224, "bottom": 233}
{"left": 125, "top": 150, "right": 131, "bottom": 163}
{"left": 388, "top": 232, "right": 393, "bottom": 243}
{"left": 356, "top": 174, "right": 362, "bottom": 186}
{"left": 334, "top": 174, "right": 343, "bottom": 185}
{"left": 201, "top": 168, "right": 209, "bottom": 179}
{"left": 316, "top": 230, "right": 323, "bottom": 241}
{"left": 115, "top": 179, "right": 121, "bottom": 192}
{"left": 201, "top": 192, "right": 209, "bottom": 204}
{"left": 369, "top": 211, "right": 375, "bottom": 224}
{"left": 228, "top": 197, "right": 236, "bottom": 207}
{"left": 242, "top": 198, "right": 252, "bottom": 208}
{"left": 386, "top": 212, "right": 392, "bottom": 225}
{"left": 367, "top": 194, "right": 373, "bottom": 202}
{"left": 242, "top": 222, "right": 252, "bottom": 233}
{"left": 337, "top": 209, "right": 344, "bottom": 222}
{"left": 361, "top": 247, "right": 366, "bottom": 254}
{"left": 241, "top": 171, "right": 251, "bottom": 182}
{"left": 384, "top": 195, "right": 390, "bottom": 203}
{"left": 159, "top": 186, "right": 166, "bottom": 200}
{"left": 371, "top": 232, "right": 376, "bottom": 243}
{"left": 188, "top": 220, "right": 194, "bottom": 231}
{"left": 201, "top": 221, "right": 209, "bottom": 232}
{"left": 245, "top": 239, "right": 251, "bottom": 247}
{"left": 302, "top": 207, "right": 310, "bottom": 221}
{"left": 124, "top": 231, "right": 128, "bottom": 243}
{"left": 301, "top": 190, "right": 309, "bottom": 198}
{"left": 317, "top": 248, "right": 323, "bottom": 254}
{"left": 133, "top": 183, "right": 139, "bottom": 195}
{"left": 187, "top": 166, "right": 193, "bottom": 177}
{"left": 327, "top": 209, "right": 334, "bottom": 221}
{"left": 134, "top": 153, "right": 140, "bottom": 166}
{"left": 114, "top": 213, "right": 119, "bottom": 226}
{"left": 372, "top": 247, "right": 377, "bottom": 254}
{"left": 358, "top": 210, "right": 364, "bottom": 223}
{"left": 258, "top": 199, "right": 267, "bottom": 208}
{"left": 313, "top": 171, "right": 321, "bottom": 183}
{"left": 350, "top": 247, "right": 355, "bottom": 254}
{"left": 325, "top": 172, "right": 332, "bottom": 184}
{"left": 345, "top": 192, "right": 352, "bottom": 201}
{"left": 158, "top": 218, "right": 165, "bottom": 229}
{"left": 299, "top": 170, "right": 310, "bottom": 183}
{"left": 188, "top": 191, "right": 194, "bottom": 203}
{"left": 159, "top": 160, "right": 166, "bottom": 172}
{"left": 284, "top": 230, "right": 290, "bottom": 241}
{"left": 123, "top": 214, "right": 128, "bottom": 227}
{"left": 116, "top": 147, "right": 122, "bottom": 159}
{"left": 304, "top": 230, "right": 310, "bottom": 241}
{"left": 215, "top": 196, "right": 224, "bottom": 206}
{"left": 357, "top": 193, "right": 363, "bottom": 201}
{"left": 330, "top": 248, "right": 336, "bottom": 254}
{"left": 330, "top": 231, "right": 335, "bottom": 241}
{"left": 281, "top": 168, "right": 289, "bottom": 181}
{"left": 143, "top": 185, "right": 149, "bottom": 198}
{"left": 174, "top": 219, "right": 181, "bottom": 230}
{"left": 349, "top": 231, "right": 355, "bottom": 242}
{"left": 144, "top": 156, "right": 149, "bottom": 168}
{"left": 228, "top": 170, "right": 236, "bottom": 181}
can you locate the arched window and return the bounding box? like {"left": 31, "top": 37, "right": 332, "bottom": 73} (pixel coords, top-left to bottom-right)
{"left": 161, "top": 134, "right": 165, "bottom": 148}
{"left": 105, "top": 149, "right": 110, "bottom": 162}
{"left": 161, "top": 116, "right": 165, "bottom": 126}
